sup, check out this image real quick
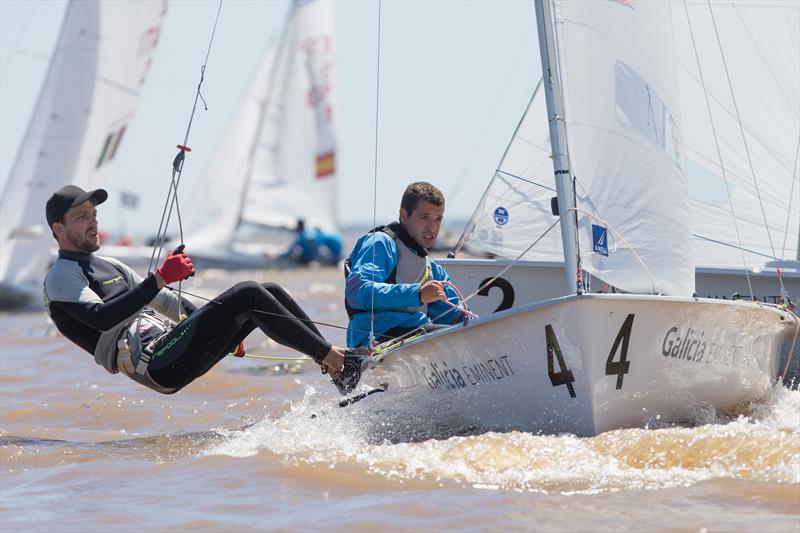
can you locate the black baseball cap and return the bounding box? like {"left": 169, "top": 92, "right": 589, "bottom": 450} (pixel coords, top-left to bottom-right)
{"left": 46, "top": 185, "right": 108, "bottom": 227}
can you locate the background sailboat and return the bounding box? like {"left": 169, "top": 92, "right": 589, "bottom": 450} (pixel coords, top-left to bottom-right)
{"left": 350, "top": 0, "right": 797, "bottom": 441}
{"left": 0, "top": 0, "right": 167, "bottom": 308}
{"left": 180, "top": 0, "right": 337, "bottom": 269}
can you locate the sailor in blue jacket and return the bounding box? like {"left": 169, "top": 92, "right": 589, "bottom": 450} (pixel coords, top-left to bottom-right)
{"left": 283, "top": 219, "right": 343, "bottom": 265}
{"left": 345, "top": 182, "right": 466, "bottom": 347}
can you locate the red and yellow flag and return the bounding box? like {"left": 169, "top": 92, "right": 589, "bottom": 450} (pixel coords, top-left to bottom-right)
{"left": 315, "top": 151, "right": 335, "bottom": 178}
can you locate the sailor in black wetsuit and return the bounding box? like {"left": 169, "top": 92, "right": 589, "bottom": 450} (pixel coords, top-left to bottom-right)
{"left": 43, "top": 185, "right": 366, "bottom": 395}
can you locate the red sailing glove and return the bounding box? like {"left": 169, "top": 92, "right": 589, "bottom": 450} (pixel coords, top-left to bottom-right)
{"left": 156, "top": 246, "right": 195, "bottom": 284}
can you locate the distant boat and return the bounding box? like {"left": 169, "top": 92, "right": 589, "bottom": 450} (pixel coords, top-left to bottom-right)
{"left": 350, "top": 0, "right": 798, "bottom": 441}
{"left": 181, "top": 0, "right": 338, "bottom": 269}
{"left": 0, "top": 0, "right": 167, "bottom": 309}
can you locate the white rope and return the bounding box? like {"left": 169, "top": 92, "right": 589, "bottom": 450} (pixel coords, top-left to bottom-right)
{"left": 707, "top": 0, "right": 778, "bottom": 261}
{"left": 682, "top": 0, "right": 755, "bottom": 300}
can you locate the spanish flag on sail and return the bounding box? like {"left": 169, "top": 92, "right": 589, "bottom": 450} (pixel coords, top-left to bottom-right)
{"left": 315, "top": 151, "right": 335, "bottom": 178}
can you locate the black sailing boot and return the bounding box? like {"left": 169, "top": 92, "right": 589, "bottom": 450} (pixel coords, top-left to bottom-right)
{"left": 331, "top": 346, "right": 371, "bottom": 395}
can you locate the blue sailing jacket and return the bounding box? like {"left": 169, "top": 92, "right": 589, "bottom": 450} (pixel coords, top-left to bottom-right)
{"left": 284, "top": 228, "right": 342, "bottom": 264}
{"left": 345, "top": 224, "right": 465, "bottom": 347}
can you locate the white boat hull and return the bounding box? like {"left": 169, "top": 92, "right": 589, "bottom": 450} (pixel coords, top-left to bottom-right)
{"left": 352, "top": 294, "right": 796, "bottom": 441}
{"left": 439, "top": 258, "right": 800, "bottom": 316}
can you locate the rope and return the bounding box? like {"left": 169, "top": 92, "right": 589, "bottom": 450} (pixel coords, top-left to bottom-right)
{"left": 369, "top": 0, "right": 383, "bottom": 350}
{"left": 148, "top": 0, "right": 223, "bottom": 275}
{"left": 707, "top": 0, "right": 778, "bottom": 261}
{"left": 165, "top": 286, "right": 400, "bottom": 342}
{"left": 682, "top": 0, "right": 755, "bottom": 300}
{"left": 239, "top": 353, "right": 312, "bottom": 362}
{"left": 441, "top": 281, "right": 479, "bottom": 320}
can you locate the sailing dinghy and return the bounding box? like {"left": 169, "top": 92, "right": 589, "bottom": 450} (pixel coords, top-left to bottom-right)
{"left": 180, "top": 0, "right": 338, "bottom": 269}
{"left": 348, "top": 0, "right": 798, "bottom": 441}
{"left": 0, "top": 0, "right": 166, "bottom": 308}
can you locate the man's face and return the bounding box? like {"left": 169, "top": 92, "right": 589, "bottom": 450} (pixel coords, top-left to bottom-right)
{"left": 53, "top": 200, "right": 100, "bottom": 253}
{"left": 399, "top": 199, "right": 444, "bottom": 250}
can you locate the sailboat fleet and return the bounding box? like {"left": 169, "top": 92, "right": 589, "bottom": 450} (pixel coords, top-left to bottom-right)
{"left": 1, "top": 0, "right": 797, "bottom": 439}
{"left": 0, "top": 0, "right": 166, "bottom": 308}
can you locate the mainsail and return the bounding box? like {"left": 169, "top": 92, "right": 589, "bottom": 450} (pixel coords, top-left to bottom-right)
{"left": 675, "top": 0, "right": 799, "bottom": 269}
{"left": 458, "top": 0, "right": 799, "bottom": 293}
{"left": 185, "top": 0, "right": 337, "bottom": 255}
{"left": 0, "top": 0, "right": 166, "bottom": 305}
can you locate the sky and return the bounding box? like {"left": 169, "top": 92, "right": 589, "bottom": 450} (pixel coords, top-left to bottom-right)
{"left": 0, "top": 0, "right": 540, "bottom": 238}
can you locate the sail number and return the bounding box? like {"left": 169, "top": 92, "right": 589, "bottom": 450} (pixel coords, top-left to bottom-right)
{"left": 544, "top": 313, "right": 635, "bottom": 397}
{"left": 477, "top": 277, "right": 515, "bottom": 313}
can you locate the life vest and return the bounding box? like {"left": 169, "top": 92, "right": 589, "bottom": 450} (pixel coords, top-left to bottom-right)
{"left": 344, "top": 222, "right": 432, "bottom": 319}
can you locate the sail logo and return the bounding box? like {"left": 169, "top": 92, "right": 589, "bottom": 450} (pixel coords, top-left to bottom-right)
{"left": 592, "top": 224, "right": 609, "bottom": 256}
{"left": 493, "top": 207, "right": 509, "bottom": 226}
{"left": 95, "top": 126, "right": 127, "bottom": 168}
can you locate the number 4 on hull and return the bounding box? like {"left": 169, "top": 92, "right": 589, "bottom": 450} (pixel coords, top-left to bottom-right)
{"left": 605, "top": 314, "right": 634, "bottom": 389}
{"left": 544, "top": 313, "right": 635, "bottom": 398}
{"left": 545, "top": 324, "right": 576, "bottom": 398}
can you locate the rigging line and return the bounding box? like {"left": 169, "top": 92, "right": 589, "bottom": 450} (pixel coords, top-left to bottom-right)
{"left": 707, "top": 0, "right": 777, "bottom": 259}
{"left": 780, "top": 134, "right": 800, "bottom": 261}
{"left": 450, "top": 77, "right": 544, "bottom": 256}
{"left": 164, "top": 286, "right": 400, "bottom": 341}
{"left": 682, "top": 0, "right": 754, "bottom": 300}
{"left": 692, "top": 234, "right": 782, "bottom": 262}
{"left": 369, "top": 0, "right": 383, "bottom": 349}
{"left": 495, "top": 170, "right": 556, "bottom": 192}
{"left": 389, "top": 216, "right": 565, "bottom": 351}
{"left": 148, "top": 0, "right": 223, "bottom": 271}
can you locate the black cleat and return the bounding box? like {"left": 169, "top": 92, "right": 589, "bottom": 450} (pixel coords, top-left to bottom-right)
{"left": 331, "top": 347, "right": 371, "bottom": 396}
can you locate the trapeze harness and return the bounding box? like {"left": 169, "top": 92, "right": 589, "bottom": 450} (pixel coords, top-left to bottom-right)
{"left": 43, "top": 251, "right": 191, "bottom": 393}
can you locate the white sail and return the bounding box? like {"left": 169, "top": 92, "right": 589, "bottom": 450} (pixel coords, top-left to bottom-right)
{"left": 675, "top": 0, "right": 799, "bottom": 269}
{"left": 458, "top": 82, "right": 565, "bottom": 262}
{"left": 185, "top": 0, "right": 337, "bottom": 255}
{"left": 459, "top": 0, "right": 798, "bottom": 282}
{"left": 0, "top": 0, "right": 166, "bottom": 304}
{"left": 550, "top": 0, "right": 693, "bottom": 295}
{"left": 459, "top": 1, "right": 695, "bottom": 296}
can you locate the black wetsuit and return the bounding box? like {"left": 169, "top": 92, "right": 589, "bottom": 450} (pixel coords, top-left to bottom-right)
{"left": 44, "top": 251, "right": 331, "bottom": 393}
{"left": 147, "top": 280, "right": 331, "bottom": 390}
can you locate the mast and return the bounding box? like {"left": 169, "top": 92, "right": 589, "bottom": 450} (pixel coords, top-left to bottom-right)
{"left": 534, "top": 0, "right": 581, "bottom": 294}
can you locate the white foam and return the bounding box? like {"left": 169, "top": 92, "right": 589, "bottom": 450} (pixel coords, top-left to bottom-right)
{"left": 204, "top": 385, "right": 800, "bottom": 493}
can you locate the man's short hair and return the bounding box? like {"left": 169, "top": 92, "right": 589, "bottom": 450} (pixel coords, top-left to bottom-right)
{"left": 400, "top": 181, "right": 444, "bottom": 215}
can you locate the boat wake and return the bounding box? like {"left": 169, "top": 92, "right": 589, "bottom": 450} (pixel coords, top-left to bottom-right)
{"left": 202, "top": 384, "right": 800, "bottom": 494}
